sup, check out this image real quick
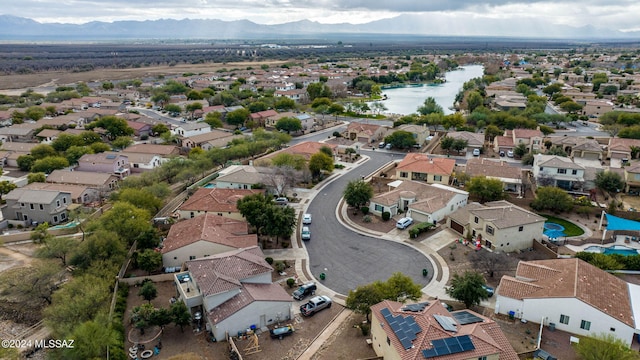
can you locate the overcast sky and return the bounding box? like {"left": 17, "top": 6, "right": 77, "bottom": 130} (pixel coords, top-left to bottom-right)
{"left": 3, "top": 0, "right": 639, "bottom": 32}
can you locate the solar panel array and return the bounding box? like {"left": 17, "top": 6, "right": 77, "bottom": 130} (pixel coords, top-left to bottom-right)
{"left": 433, "top": 314, "right": 457, "bottom": 332}
{"left": 422, "top": 335, "right": 476, "bottom": 358}
{"left": 381, "top": 307, "right": 422, "bottom": 350}
{"left": 402, "top": 302, "right": 430, "bottom": 312}
{"left": 452, "top": 311, "right": 484, "bottom": 325}
{"left": 105, "top": 154, "right": 117, "bottom": 159}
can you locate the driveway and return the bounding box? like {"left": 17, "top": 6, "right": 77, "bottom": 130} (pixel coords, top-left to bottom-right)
{"left": 303, "top": 150, "right": 433, "bottom": 296}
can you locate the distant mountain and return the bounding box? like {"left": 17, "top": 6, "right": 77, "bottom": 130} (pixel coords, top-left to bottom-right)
{"left": 0, "top": 14, "right": 638, "bottom": 41}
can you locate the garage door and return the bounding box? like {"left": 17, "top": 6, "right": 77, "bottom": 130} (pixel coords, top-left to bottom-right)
{"left": 450, "top": 220, "right": 464, "bottom": 235}
{"left": 582, "top": 152, "right": 600, "bottom": 160}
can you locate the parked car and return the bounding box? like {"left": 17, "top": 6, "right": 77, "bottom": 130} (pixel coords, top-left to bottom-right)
{"left": 472, "top": 148, "right": 480, "bottom": 156}
{"left": 300, "top": 296, "right": 332, "bottom": 316}
{"left": 499, "top": 150, "right": 505, "bottom": 157}
{"left": 292, "top": 282, "right": 317, "bottom": 300}
{"left": 396, "top": 217, "right": 413, "bottom": 230}
{"left": 385, "top": 143, "right": 392, "bottom": 150}
{"left": 301, "top": 226, "right": 311, "bottom": 240}
{"left": 302, "top": 213, "right": 312, "bottom": 224}
{"left": 507, "top": 150, "right": 514, "bottom": 158}
{"left": 275, "top": 197, "right": 288, "bottom": 206}
{"left": 270, "top": 325, "right": 294, "bottom": 339}
{"left": 482, "top": 284, "right": 494, "bottom": 297}
{"left": 378, "top": 142, "right": 386, "bottom": 148}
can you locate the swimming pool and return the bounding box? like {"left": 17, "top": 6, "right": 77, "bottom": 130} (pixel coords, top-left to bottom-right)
{"left": 584, "top": 245, "right": 640, "bottom": 256}
{"left": 543, "top": 222, "right": 566, "bottom": 239}
{"left": 203, "top": 183, "right": 216, "bottom": 189}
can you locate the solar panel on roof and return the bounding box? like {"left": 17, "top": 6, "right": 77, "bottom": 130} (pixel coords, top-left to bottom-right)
{"left": 422, "top": 335, "right": 476, "bottom": 358}
{"left": 402, "top": 302, "right": 429, "bottom": 312}
{"left": 452, "top": 310, "right": 484, "bottom": 325}
{"left": 433, "top": 314, "right": 457, "bottom": 332}
{"left": 105, "top": 154, "right": 117, "bottom": 159}
{"left": 380, "top": 307, "right": 422, "bottom": 350}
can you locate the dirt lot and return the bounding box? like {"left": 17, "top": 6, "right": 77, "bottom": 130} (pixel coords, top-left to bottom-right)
{"left": 122, "top": 273, "right": 370, "bottom": 360}
{"left": 0, "top": 61, "right": 286, "bottom": 93}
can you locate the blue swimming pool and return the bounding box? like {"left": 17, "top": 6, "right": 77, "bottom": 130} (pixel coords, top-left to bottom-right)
{"left": 203, "top": 183, "right": 216, "bottom": 189}
{"left": 584, "top": 245, "right": 640, "bottom": 256}
{"left": 543, "top": 222, "right": 566, "bottom": 239}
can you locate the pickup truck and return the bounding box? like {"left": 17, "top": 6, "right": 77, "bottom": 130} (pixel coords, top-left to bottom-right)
{"left": 299, "top": 295, "right": 332, "bottom": 317}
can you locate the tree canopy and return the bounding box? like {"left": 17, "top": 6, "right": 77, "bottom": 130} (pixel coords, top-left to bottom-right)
{"left": 467, "top": 176, "right": 504, "bottom": 203}
{"left": 446, "top": 271, "right": 488, "bottom": 308}
{"left": 343, "top": 180, "right": 374, "bottom": 210}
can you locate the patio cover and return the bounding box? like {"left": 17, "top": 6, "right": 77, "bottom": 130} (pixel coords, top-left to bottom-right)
{"left": 605, "top": 214, "right": 640, "bottom": 231}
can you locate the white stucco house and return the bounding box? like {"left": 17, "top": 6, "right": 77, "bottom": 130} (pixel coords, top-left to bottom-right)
{"left": 532, "top": 154, "right": 585, "bottom": 191}
{"left": 174, "top": 246, "right": 292, "bottom": 341}
{"left": 496, "top": 258, "right": 640, "bottom": 347}
{"left": 368, "top": 180, "right": 468, "bottom": 223}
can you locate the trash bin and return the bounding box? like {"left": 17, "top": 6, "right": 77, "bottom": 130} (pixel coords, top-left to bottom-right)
{"left": 549, "top": 322, "right": 556, "bottom": 331}
{"left": 422, "top": 269, "right": 428, "bottom": 277}
{"left": 319, "top": 272, "right": 326, "bottom": 280}
{"left": 508, "top": 311, "right": 515, "bottom": 320}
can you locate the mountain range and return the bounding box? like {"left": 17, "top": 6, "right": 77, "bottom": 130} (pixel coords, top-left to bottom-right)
{"left": 1, "top": 14, "right": 639, "bottom": 41}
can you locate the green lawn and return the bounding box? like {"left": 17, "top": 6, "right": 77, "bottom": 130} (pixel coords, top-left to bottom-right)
{"left": 541, "top": 215, "right": 585, "bottom": 237}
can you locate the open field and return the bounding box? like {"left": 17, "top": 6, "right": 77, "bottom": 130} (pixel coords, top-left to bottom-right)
{"left": 0, "top": 60, "right": 286, "bottom": 93}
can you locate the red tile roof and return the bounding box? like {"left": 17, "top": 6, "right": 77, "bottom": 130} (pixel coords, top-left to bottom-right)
{"left": 178, "top": 188, "right": 263, "bottom": 213}
{"left": 162, "top": 214, "right": 257, "bottom": 254}
{"left": 396, "top": 153, "right": 456, "bottom": 176}
{"left": 371, "top": 300, "right": 518, "bottom": 360}
{"left": 498, "top": 258, "right": 634, "bottom": 327}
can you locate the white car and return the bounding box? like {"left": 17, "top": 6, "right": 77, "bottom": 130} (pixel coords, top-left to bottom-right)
{"left": 302, "top": 213, "right": 312, "bottom": 224}
{"left": 396, "top": 217, "right": 413, "bottom": 230}
{"left": 472, "top": 149, "right": 480, "bottom": 156}
{"left": 507, "top": 150, "right": 514, "bottom": 158}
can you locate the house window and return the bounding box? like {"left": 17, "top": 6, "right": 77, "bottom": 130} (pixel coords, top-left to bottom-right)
{"left": 190, "top": 212, "right": 194, "bottom": 218}
{"left": 400, "top": 172, "right": 408, "bottom": 178}
{"left": 519, "top": 226, "right": 524, "bottom": 232}
{"left": 21, "top": 203, "right": 25, "bottom": 207}
{"left": 61, "top": 213, "right": 66, "bottom": 220}
{"left": 486, "top": 225, "right": 494, "bottom": 235}
{"left": 53, "top": 216, "right": 58, "bottom": 223}
{"left": 387, "top": 337, "right": 390, "bottom": 346}
{"left": 560, "top": 314, "right": 570, "bottom": 325}
{"left": 133, "top": 164, "right": 139, "bottom": 168}
{"left": 557, "top": 168, "right": 567, "bottom": 174}
{"left": 580, "top": 320, "right": 591, "bottom": 331}
{"left": 434, "top": 175, "right": 443, "bottom": 182}
{"left": 39, "top": 204, "right": 44, "bottom": 211}
{"left": 610, "top": 327, "right": 616, "bottom": 332}
{"left": 539, "top": 167, "right": 543, "bottom": 172}
{"left": 56, "top": 200, "right": 60, "bottom": 207}
{"left": 572, "top": 169, "right": 578, "bottom": 175}
{"left": 474, "top": 217, "right": 479, "bottom": 224}
{"left": 189, "top": 256, "right": 196, "bottom": 260}
{"left": 30, "top": 204, "right": 34, "bottom": 210}
{"left": 478, "top": 357, "right": 487, "bottom": 360}
{"left": 63, "top": 198, "right": 67, "bottom": 204}
{"left": 375, "top": 204, "right": 384, "bottom": 212}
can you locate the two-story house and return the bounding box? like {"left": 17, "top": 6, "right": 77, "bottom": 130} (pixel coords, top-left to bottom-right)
{"left": 624, "top": 164, "right": 640, "bottom": 193}
{"left": 447, "top": 200, "right": 545, "bottom": 252}
{"left": 532, "top": 154, "right": 586, "bottom": 191}
{"left": 76, "top": 152, "right": 130, "bottom": 178}
{"left": 177, "top": 188, "right": 264, "bottom": 220}
{"left": 395, "top": 124, "right": 431, "bottom": 147}
{"left": 608, "top": 137, "right": 640, "bottom": 160}
{"left": 507, "top": 128, "right": 543, "bottom": 153}
{"left": 2, "top": 188, "right": 71, "bottom": 226}
{"left": 395, "top": 153, "right": 456, "bottom": 185}
{"left": 46, "top": 169, "right": 120, "bottom": 195}
{"left": 174, "top": 246, "right": 292, "bottom": 341}
{"left": 173, "top": 122, "right": 211, "bottom": 138}
{"left": 343, "top": 122, "right": 390, "bottom": 144}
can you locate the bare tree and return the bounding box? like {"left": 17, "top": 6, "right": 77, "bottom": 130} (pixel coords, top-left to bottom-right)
{"left": 264, "top": 165, "right": 298, "bottom": 196}
{"left": 470, "top": 251, "right": 508, "bottom": 278}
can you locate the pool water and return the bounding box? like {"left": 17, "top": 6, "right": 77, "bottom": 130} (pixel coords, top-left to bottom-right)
{"left": 584, "top": 245, "right": 640, "bottom": 256}
{"left": 543, "top": 222, "right": 566, "bottom": 239}
{"left": 203, "top": 183, "right": 216, "bottom": 188}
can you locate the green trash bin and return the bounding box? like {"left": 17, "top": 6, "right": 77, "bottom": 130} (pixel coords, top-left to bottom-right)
{"left": 319, "top": 272, "right": 326, "bottom": 280}
{"left": 422, "top": 269, "right": 428, "bottom": 277}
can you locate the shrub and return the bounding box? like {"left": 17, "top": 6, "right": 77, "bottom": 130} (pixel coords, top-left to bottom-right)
{"left": 334, "top": 163, "right": 345, "bottom": 169}
{"left": 274, "top": 261, "right": 286, "bottom": 273}
{"left": 265, "top": 257, "right": 274, "bottom": 265}
{"left": 409, "top": 222, "right": 436, "bottom": 238}
{"left": 282, "top": 242, "right": 289, "bottom": 248}
{"left": 361, "top": 323, "right": 370, "bottom": 336}
{"left": 382, "top": 211, "right": 391, "bottom": 221}
{"left": 332, "top": 131, "right": 342, "bottom": 137}
{"left": 286, "top": 278, "right": 296, "bottom": 288}
{"left": 361, "top": 206, "right": 369, "bottom": 215}
{"left": 363, "top": 215, "right": 372, "bottom": 223}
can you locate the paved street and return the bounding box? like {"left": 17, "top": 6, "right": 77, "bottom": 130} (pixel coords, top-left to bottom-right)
{"left": 302, "top": 151, "right": 433, "bottom": 296}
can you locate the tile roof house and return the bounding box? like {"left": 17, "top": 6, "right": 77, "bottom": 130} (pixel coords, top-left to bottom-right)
{"left": 395, "top": 124, "right": 431, "bottom": 146}
{"left": 182, "top": 131, "right": 244, "bottom": 150}
{"left": 608, "top": 138, "right": 640, "bottom": 160}
{"left": 76, "top": 152, "right": 131, "bottom": 179}
{"left": 371, "top": 300, "right": 518, "bottom": 360}
{"left": 493, "top": 135, "right": 515, "bottom": 154}
{"left": 35, "top": 129, "right": 61, "bottom": 144}
{"left": 624, "top": 163, "right": 640, "bottom": 193}
{"left": 161, "top": 213, "right": 258, "bottom": 268}
{"left": 344, "top": 122, "right": 390, "bottom": 144}
{"left": 22, "top": 182, "right": 99, "bottom": 204}
{"left": 46, "top": 169, "right": 120, "bottom": 194}
{"left": 464, "top": 158, "right": 523, "bottom": 194}
{"left": 369, "top": 180, "right": 468, "bottom": 222}
{"left": 496, "top": 258, "right": 640, "bottom": 346}
{"left": 395, "top": 153, "right": 456, "bottom": 185}
{"left": 173, "top": 122, "right": 211, "bottom": 138}
{"left": 174, "top": 246, "right": 292, "bottom": 341}
{"left": 448, "top": 200, "right": 545, "bottom": 252}
{"left": 548, "top": 136, "right": 603, "bottom": 160}
{"left": 532, "top": 154, "right": 585, "bottom": 191}
{"left": 508, "top": 128, "right": 543, "bottom": 153}
{"left": 260, "top": 141, "right": 337, "bottom": 162}
{"left": 122, "top": 143, "right": 180, "bottom": 156}
{"left": 446, "top": 131, "right": 485, "bottom": 152}
{"left": 177, "top": 188, "right": 264, "bottom": 220}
